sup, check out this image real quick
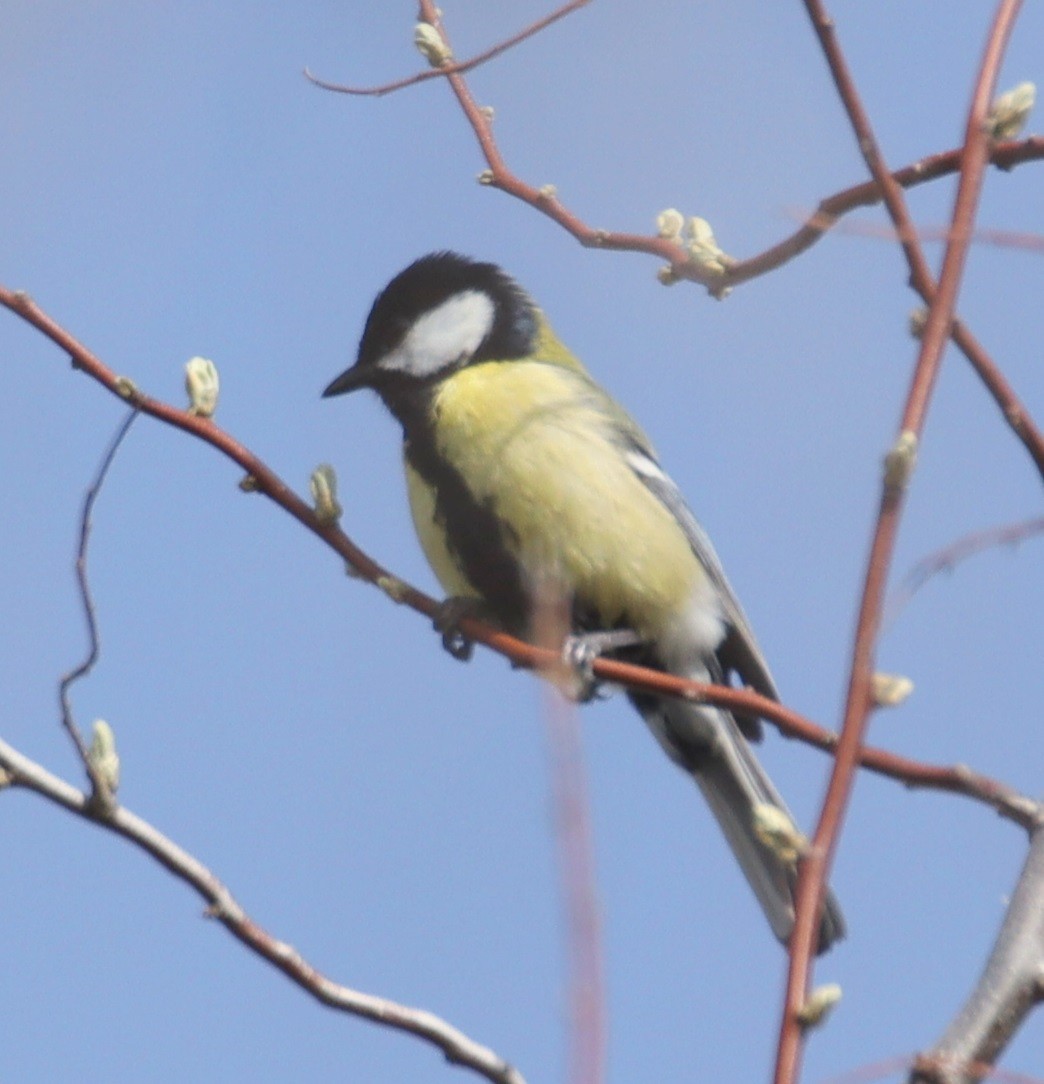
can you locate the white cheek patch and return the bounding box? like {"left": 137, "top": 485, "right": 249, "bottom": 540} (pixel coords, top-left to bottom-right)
{"left": 382, "top": 290, "right": 495, "bottom": 378}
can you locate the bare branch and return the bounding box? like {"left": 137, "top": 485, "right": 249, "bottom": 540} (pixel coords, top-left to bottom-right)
{"left": 0, "top": 733, "right": 526, "bottom": 1084}
{"left": 789, "top": 9, "right": 1044, "bottom": 484}
{"left": 910, "top": 825, "right": 1044, "bottom": 1084}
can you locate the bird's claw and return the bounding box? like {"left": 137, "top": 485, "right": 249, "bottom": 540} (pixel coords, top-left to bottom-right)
{"left": 433, "top": 596, "right": 483, "bottom": 662}
{"left": 561, "top": 628, "right": 644, "bottom": 701}
{"left": 562, "top": 636, "right": 600, "bottom": 701}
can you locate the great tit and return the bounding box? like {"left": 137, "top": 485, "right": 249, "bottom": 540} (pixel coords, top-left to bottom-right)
{"left": 323, "top": 252, "right": 844, "bottom": 952}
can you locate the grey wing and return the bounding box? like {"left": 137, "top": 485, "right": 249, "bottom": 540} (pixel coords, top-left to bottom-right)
{"left": 625, "top": 448, "right": 780, "bottom": 704}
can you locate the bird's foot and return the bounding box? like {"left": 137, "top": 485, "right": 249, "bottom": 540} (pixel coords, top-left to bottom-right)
{"left": 561, "top": 628, "right": 645, "bottom": 701}
{"left": 433, "top": 596, "right": 487, "bottom": 662}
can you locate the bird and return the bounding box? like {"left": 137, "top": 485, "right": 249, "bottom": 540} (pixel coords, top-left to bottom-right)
{"left": 322, "top": 251, "right": 845, "bottom": 953}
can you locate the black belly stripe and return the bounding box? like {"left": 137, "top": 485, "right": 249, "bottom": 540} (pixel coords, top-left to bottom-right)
{"left": 383, "top": 378, "right": 533, "bottom": 633}
{"left": 403, "top": 429, "right": 532, "bottom": 635}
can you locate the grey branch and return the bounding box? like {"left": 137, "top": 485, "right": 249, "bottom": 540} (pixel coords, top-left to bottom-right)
{"left": 0, "top": 734, "right": 526, "bottom": 1084}
{"left": 910, "top": 821, "right": 1044, "bottom": 1083}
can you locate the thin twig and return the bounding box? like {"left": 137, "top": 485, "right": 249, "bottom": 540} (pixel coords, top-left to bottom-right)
{"left": 0, "top": 734, "right": 525, "bottom": 1084}
{"left": 543, "top": 697, "right": 606, "bottom": 1084}
{"left": 885, "top": 517, "right": 1044, "bottom": 627}
{"left": 304, "top": 0, "right": 591, "bottom": 97}
{"left": 58, "top": 409, "right": 138, "bottom": 812}
{"left": 799, "top": 215, "right": 1044, "bottom": 254}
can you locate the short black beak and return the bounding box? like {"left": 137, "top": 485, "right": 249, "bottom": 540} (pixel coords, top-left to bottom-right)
{"left": 322, "top": 364, "right": 370, "bottom": 398}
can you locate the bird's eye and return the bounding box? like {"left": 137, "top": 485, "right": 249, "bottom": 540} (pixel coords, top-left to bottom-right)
{"left": 373, "top": 317, "right": 411, "bottom": 358}
{"left": 385, "top": 317, "right": 410, "bottom": 346}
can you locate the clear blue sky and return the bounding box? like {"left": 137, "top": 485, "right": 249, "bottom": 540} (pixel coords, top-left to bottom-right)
{"left": 3, "top": 4, "right": 1043, "bottom": 1081}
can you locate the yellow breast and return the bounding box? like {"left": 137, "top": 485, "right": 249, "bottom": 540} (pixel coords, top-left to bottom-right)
{"left": 412, "top": 358, "right": 705, "bottom": 640}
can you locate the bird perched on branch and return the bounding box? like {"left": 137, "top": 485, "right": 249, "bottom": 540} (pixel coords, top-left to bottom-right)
{"left": 323, "top": 252, "right": 844, "bottom": 953}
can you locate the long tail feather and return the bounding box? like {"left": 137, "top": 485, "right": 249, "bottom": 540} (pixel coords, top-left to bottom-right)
{"left": 637, "top": 695, "right": 845, "bottom": 953}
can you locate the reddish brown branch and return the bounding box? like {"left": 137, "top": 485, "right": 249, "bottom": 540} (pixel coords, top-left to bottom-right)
{"left": 375, "top": 5, "right": 1044, "bottom": 481}
{"left": 728, "top": 138, "right": 1044, "bottom": 284}
{"left": 542, "top": 694, "right": 606, "bottom": 1084}
{"left": 533, "top": 593, "right": 607, "bottom": 1084}
{"left": 775, "top": 3, "right": 1027, "bottom": 1083}
{"left": 3, "top": 283, "right": 1034, "bottom": 836}
{"left": 896, "top": 8, "right": 1023, "bottom": 435}
{"left": 304, "top": 0, "right": 591, "bottom": 97}
{"left": 611, "top": 660, "right": 1039, "bottom": 830}
{"left": 314, "top": 6, "right": 1044, "bottom": 477}
{"left": 949, "top": 319, "right": 1044, "bottom": 480}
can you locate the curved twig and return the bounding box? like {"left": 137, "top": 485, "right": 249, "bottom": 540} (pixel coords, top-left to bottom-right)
{"left": 57, "top": 410, "right": 138, "bottom": 811}
{"left": 304, "top": 0, "right": 591, "bottom": 97}
{"left": 885, "top": 517, "right": 1044, "bottom": 627}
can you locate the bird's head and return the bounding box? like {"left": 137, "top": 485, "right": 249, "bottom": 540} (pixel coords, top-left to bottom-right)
{"left": 322, "top": 252, "right": 539, "bottom": 400}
